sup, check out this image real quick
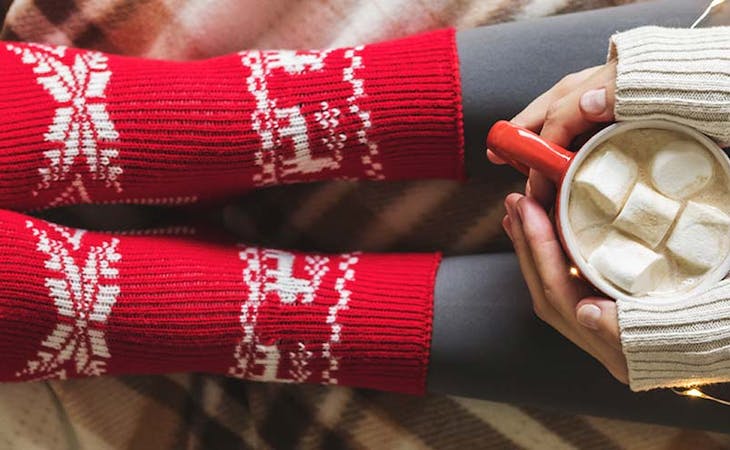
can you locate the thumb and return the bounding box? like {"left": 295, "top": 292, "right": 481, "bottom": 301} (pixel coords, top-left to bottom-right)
{"left": 576, "top": 297, "right": 621, "bottom": 350}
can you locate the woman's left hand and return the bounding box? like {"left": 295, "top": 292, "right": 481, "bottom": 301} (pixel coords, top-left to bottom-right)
{"left": 489, "top": 62, "right": 617, "bottom": 208}
{"left": 503, "top": 192, "right": 629, "bottom": 384}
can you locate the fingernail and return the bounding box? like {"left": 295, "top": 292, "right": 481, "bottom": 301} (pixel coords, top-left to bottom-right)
{"left": 516, "top": 197, "right": 527, "bottom": 222}
{"left": 505, "top": 200, "right": 514, "bottom": 219}
{"left": 505, "top": 194, "right": 521, "bottom": 218}
{"left": 502, "top": 215, "right": 513, "bottom": 240}
{"left": 580, "top": 88, "right": 607, "bottom": 116}
{"left": 577, "top": 304, "right": 602, "bottom": 330}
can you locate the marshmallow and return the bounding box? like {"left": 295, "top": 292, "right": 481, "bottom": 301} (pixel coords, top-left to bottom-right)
{"left": 666, "top": 201, "right": 730, "bottom": 272}
{"left": 613, "top": 183, "right": 681, "bottom": 248}
{"left": 574, "top": 146, "right": 638, "bottom": 216}
{"left": 588, "top": 232, "right": 669, "bottom": 295}
{"left": 568, "top": 191, "right": 607, "bottom": 232}
{"left": 651, "top": 140, "right": 714, "bottom": 199}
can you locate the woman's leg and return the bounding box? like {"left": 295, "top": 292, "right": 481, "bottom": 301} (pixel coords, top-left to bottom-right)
{"left": 431, "top": 0, "right": 730, "bottom": 433}
{"left": 0, "top": 30, "right": 464, "bottom": 211}
{"left": 459, "top": 0, "right": 711, "bottom": 176}
{"left": 0, "top": 208, "right": 439, "bottom": 395}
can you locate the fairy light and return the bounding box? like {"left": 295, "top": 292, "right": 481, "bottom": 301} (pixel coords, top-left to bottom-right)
{"left": 569, "top": 266, "right": 580, "bottom": 277}
{"left": 683, "top": 388, "right": 703, "bottom": 398}
{"left": 673, "top": 387, "right": 730, "bottom": 406}
{"left": 691, "top": 0, "right": 728, "bottom": 28}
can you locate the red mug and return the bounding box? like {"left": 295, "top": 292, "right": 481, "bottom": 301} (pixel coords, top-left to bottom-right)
{"left": 486, "top": 119, "right": 730, "bottom": 301}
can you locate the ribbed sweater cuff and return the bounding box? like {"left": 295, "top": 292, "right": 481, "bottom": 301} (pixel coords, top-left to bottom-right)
{"left": 609, "top": 26, "right": 730, "bottom": 146}
{"left": 618, "top": 281, "right": 730, "bottom": 391}
{"left": 360, "top": 29, "right": 465, "bottom": 181}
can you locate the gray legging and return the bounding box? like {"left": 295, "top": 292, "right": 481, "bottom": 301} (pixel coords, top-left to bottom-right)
{"left": 429, "top": 0, "right": 730, "bottom": 433}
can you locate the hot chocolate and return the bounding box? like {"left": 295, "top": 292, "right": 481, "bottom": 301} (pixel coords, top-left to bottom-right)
{"left": 568, "top": 129, "right": 730, "bottom": 297}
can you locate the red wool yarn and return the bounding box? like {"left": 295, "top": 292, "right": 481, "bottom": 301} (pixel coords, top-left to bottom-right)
{"left": 0, "top": 29, "right": 463, "bottom": 395}
{"left": 1, "top": 209, "right": 439, "bottom": 394}
{"left": 0, "top": 29, "right": 463, "bottom": 211}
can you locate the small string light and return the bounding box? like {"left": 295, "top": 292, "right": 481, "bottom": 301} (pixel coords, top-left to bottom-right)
{"left": 691, "top": 0, "right": 728, "bottom": 28}
{"left": 672, "top": 387, "right": 730, "bottom": 406}
{"left": 683, "top": 388, "right": 703, "bottom": 398}
{"left": 569, "top": 266, "right": 579, "bottom": 277}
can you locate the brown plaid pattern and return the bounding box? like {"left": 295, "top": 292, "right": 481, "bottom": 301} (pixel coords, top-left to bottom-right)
{"left": 2, "top": 376, "right": 729, "bottom": 449}
{"left": 0, "top": 0, "right": 729, "bottom": 449}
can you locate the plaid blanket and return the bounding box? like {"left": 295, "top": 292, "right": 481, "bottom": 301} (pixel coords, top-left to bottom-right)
{"left": 1, "top": 1, "right": 729, "bottom": 449}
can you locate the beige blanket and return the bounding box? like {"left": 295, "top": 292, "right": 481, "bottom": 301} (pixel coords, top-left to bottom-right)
{"left": 0, "top": 0, "right": 729, "bottom": 448}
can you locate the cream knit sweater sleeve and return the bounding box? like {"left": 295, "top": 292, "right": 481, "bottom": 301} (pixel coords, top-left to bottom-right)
{"left": 609, "top": 26, "right": 730, "bottom": 391}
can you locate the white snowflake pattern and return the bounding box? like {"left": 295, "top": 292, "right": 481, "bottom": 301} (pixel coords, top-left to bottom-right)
{"left": 17, "top": 221, "right": 121, "bottom": 380}
{"left": 6, "top": 43, "right": 122, "bottom": 199}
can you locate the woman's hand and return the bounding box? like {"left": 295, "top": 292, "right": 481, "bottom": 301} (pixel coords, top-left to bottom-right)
{"left": 503, "top": 193, "right": 628, "bottom": 384}
{"left": 488, "top": 62, "right": 617, "bottom": 208}
{"left": 493, "top": 61, "right": 627, "bottom": 383}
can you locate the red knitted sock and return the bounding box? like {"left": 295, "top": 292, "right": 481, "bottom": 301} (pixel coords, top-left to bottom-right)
{"left": 0, "top": 29, "right": 463, "bottom": 211}
{"left": 0, "top": 209, "right": 438, "bottom": 394}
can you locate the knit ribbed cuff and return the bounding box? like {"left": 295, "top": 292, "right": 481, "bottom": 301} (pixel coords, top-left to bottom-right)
{"left": 327, "top": 252, "right": 439, "bottom": 395}
{"left": 617, "top": 282, "right": 730, "bottom": 391}
{"left": 361, "top": 29, "right": 465, "bottom": 181}
{"left": 609, "top": 26, "right": 730, "bottom": 146}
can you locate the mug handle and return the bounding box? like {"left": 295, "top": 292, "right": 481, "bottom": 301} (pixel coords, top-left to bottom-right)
{"left": 486, "top": 121, "right": 574, "bottom": 184}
